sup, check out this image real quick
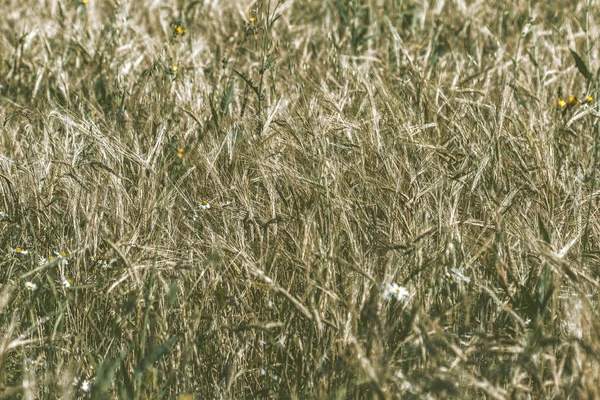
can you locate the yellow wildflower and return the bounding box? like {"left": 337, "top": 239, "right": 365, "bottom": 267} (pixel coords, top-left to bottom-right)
{"left": 568, "top": 96, "right": 579, "bottom": 106}
{"left": 172, "top": 23, "right": 188, "bottom": 36}
{"left": 557, "top": 99, "right": 566, "bottom": 108}
{"left": 245, "top": 17, "right": 258, "bottom": 36}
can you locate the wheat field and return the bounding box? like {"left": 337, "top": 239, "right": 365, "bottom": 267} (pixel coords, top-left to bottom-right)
{"left": 1, "top": 0, "right": 600, "bottom": 398}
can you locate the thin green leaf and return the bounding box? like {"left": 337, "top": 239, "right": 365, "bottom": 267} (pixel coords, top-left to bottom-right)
{"left": 134, "top": 335, "right": 178, "bottom": 376}
{"left": 260, "top": 56, "right": 278, "bottom": 75}
{"left": 570, "top": 49, "right": 592, "bottom": 81}
{"left": 233, "top": 69, "right": 260, "bottom": 98}
{"left": 220, "top": 80, "right": 234, "bottom": 114}
{"left": 538, "top": 216, "right": 551, "bottom": 244}
{"left": 92, "top": 343, "right": 134, "bottom": 396}
{"left": 537, "top": 263, "right": 553, "bottom": 317}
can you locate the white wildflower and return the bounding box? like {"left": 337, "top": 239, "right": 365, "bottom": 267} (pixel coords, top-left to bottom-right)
{"left": 9, "top": 247, "right": 28, "bottom": 255}
{"left": 199, "top": 200, "right": 211, "bottom": 210}
{"left": 382, "top": 283, "right": 411, "bottom": 304}
{"left": 61, "top": 277, "right": 72, "bottom": 288}
{"left": 25, "top": 281, "right": 37, "bottom": 291}
{"left": 54, "top": 251, "right": 69, "bottom": 266}
{"left": 74, "top": 377, "right": 91, "bottom": 393}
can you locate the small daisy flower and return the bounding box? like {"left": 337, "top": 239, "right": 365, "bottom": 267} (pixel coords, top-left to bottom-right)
{"left": 199, "top": 200, "right": 211, "bottom": 210}
{"left": 81, "top": 379, "right": 91, "bottom": 393}
{"left": 54, "top": 251, "right": 69, "bottom": 266}
{"left": 0, "top": 211, "right": 8, "bottom": 219}
{"left": 61, "top": 277, "right": 73, "bottom": 288}
{"left": 9, "top": 247, "right": 28, "bottom": 256}
{"left": 25, "top": 281, "right": 37, "bottom": 291}
{"left": 381, "top": 283, "right": 411, "bottom": 303}
{"left": 74, "top": 377, "right": 91, "bottom": 393}
{"left": 39, "top": 256, "right": 47, "bottom": 265}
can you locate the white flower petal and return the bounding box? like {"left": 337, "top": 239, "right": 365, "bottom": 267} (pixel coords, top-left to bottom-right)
{"left": 382, "top": 283, "right": 411, "bottom": 303}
